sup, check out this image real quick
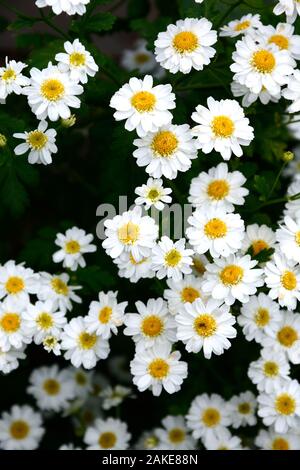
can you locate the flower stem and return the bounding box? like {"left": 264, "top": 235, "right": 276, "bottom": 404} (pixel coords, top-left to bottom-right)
{"left": 39, "top": 10, "right": 71, "bottom": 40}
{"left": 216, "top": 0, "right": 244, "bottom": 28}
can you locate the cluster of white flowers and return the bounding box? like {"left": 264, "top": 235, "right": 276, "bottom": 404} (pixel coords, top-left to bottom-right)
{"left": 35, "top": 0, "right": 91, "bottom": 16}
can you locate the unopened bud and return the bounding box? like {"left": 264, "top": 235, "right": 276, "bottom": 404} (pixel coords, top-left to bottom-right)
{"left": 61, "top": 114, "right": 76, "bottom": 128}
{"left": 283, "top": 151, "right": 294, "bottom": 162}
{"left": 0, "top": 133, "right": 7, "bottom": 147}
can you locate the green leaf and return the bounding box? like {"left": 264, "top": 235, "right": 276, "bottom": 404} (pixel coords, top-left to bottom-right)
{"left": 28, "top": 39, "right": 65, "bottom": 69}
{"left": 19, "top": 227, "right": 57, "bottom": 269}
{"left": 253, "top": 171, "right": 275, "bottom": 201}
{"left": 128, "top": 0, "right": 150, "bottom": 19}
{"left": 131, "top": 17, "right": 172, "bottom": 48}
{"left": 71, "top": 12, "right": 116, "bottom": 34}
{"left": 76, "top": 266, "right": 116, "bottom": 294}
{"left": 8, "top": 17, "right": 37, "bottom": 31}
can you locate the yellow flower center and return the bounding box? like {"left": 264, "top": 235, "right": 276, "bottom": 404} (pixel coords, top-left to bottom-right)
{"left": 43, "top": 378, "right": 61, "bottom": 396}
{"left": 144, "top": 436, "right": 159, "bottom": 448}
{"left": 251, "top": 239, "right": 269, "bottom": 256}
{"left": 147, "top": 188, "right": 160, "bottom": 202}
{"left": 220, "top": 265, "right": 244, "bottom": 286}
{"left": 99, "top": 432, "right": 117, "bottom": 449}
{"left": 41, "top": 78, "right": 65, "bottom": 101}
{"left": 2, "top": 68, "right": 16, "bottom": 81}
{"left": 131, "top": 91, "right": 156, "bottom": 112}
{"left": 204, "top": 218, "right": 227, "bottom": 239}
{"left": 148, "top": 358, "right": 169, "bottom": 379}
{"left": 263, "top": 361, "right": 279, "bottom": 377}
{"left": 181, "top": 286, "right": 200, "bottom": 303}
{"left": 272, "top": 438, "right": 289, "bottom": 450}
{"left": 194, "top": 314, "right": 217, "bottom": 337}
{"left": 281, "top": 270, "right": 297, "bottom": 290}
{"left": 129, "top": 253, "right": 147, "bottom": 265}
{"left": 65, "top": 240, "right": 81, "bottom": 254}
{"left": 27, "top": 130, "right": 48, "bottom": 150}
{"left": 207, "top": 179, "right": 230, "bottom": 200}
{"left": 43, "top": 335, "right": 57, "bottom": 349}
{"left": 251, "top": 49, "right": 276, "bottom": 73}
{"left": 98, "top": 306, "right": 112, "bottom": 324}
{"left": 135, "top": 53, "right": 150, "bottom": 64}
{"left": 0, "top": 313, "right": 21, "bottom": 333}
{"left": 275, "top": 393, "right": 296, "bottom": 415}
{"left": 141, "top": 315, "right": 164, "bottom": 337}
{"left": 211, "top": 116, "right": 235, "bottom": 138}
{"left": 10, "top": 421, "right": 29, "bottom": 440}
{"left": 193, "top": 258, "right": 206, "bottom": 275}
{"left": 51, "top": 277, "right": 69, "bottom": 296}
{"left": 268, "top": 34, "right": 289, "bottom": 50}
{"left": 277, "top": 326, "right": 298, "bottom": 348}
{"left": 234, "top": 20, "right": 251, "bottom": 31}
{"left": 254, "top": 308, "right": 270, "bottom": 327}
{"left": 36, "top": 312, "right": 54, "bottom": 330}
{"left": 118, "top": 222, "right": 140, "bottom": 245}
{"left": 238, "top": 402, "right": 251, "bottom": 414}
{"left": 295, "top": 231, "right": 300, "bottom": 246}
{"left": 78, "top": 331, "right": 97, "bottom": 350}
{"left": 75, "top": 371, "right": 87, "bottom": 385}
{"left": 168, "top": 428, "right": 185, "bottom": 444}
{"left": 173, "top": 31, "right": 198, "bottom": 53}
{"left": 69, "top": 52, "right": 86, "bottom": 67}
{"left": 5, "top": 276, "right": 24, "bottom": 294}
{"left": 202, "top": 408, "right": 221, "bottom": 427}
{"left": 151, "top": 131, "right": 178, "bottom": 157}
{"left": 164, "top": 249, "right": 182, "bottom": 267}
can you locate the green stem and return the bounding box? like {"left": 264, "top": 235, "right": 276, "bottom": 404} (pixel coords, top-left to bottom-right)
{"left": 216, "top": 0, "right": 244, "bottom": 28}
{"left": 39, "top": 10, "right": 71, "bottom": 40}
{"left": 267, "top": 161, "right": 287, "bottom": 199}
{"left": 258, "top": 192, "right": 300, "bottom": 210}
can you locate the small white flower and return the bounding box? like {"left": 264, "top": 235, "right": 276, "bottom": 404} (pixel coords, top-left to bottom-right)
{"left": 228, "top": 391, "right": 257, "bottom": 428}
{"left": 248, "top": 348, "right": 291, "bottom": 393}
{"left": 42, "top": 334, "right": 62, "bottom": 356}
{"left": 191, "top": 253, "right": 209, "bottom": 277}
{"left": 100, "top": 385, "right": 132, "bottom": 410}
{"left": 0, "top": 260, "right": 40, "bottom": 305}
{"left": 56, "top": 39, "right": 98, "bottom": 84}
{"left": 135, "top": 178, "right": 172, "bottom": 211}
{"left": 284, "top": 178, "right": 300, "bottom": 219}
{"left": 134, "top": 430, "right": 161, "bottom": 450}
{"left": 231, "top": 80, "right": 281, "bottom": 107}
{"left": 53, "top": 226, "right": 96, "bottom": 271}
{"left": 35, "top": 0, "right": 90, "bottom": 16}
{"left": 262, "top": 311, "right": 300, "bottom": 364}
{"left": 204, "top": 428, "right": 243, "bottom": 450}
{"left": 151, "top": 236, "right": 194, "bottom": 282}
{"left": 273, "top": 0, "right": 300, "bottom": 24}
{"left": 220, "top": 14, "right": 262, "bottom": 38}
{"left": 241, "top": 224, "right": 276, "bottom": 258}
{"left": 65, "top": 367, "right": 93, "bottom": 399}
{"left": 0, "top": 405, "right": 44, "bottom": 450}
{"left": 0, "top": 58, "right": 30, "bottom": 101}
{"left": 155, "top": 416, "right": 196, "bottom": 450}
{"left": 164, "top": 274, "right": 205, "bottom": 315}
{"left": 258, "top": 22, "right": 300, "bottom": 60}
{"left": 13, "top": 121, "right": 57, "bottom": 165}
{"left": 84, "top": 417, "right": 131, "bottom": 450}
{"left": 121, "top": 40, "right": 158, "bottom": 74}
{"left": 0, "top": 298, "right": 32, "bottom": 352}
{"left": 283, "top": 71, "right": 300, "bottom": 113}
{"left": 255, "top": 428, "right": 300, "bottom": 450}
{"left": 85, "top": 291, "right": 127, "bottom": 339}
{"left": 113, "top": 251, "right": 154, "bottom": 283}
{"left": 276, "top": 215, "right": 300, "bottom": 262}
{"left": 23, "top": 300, "right": 66, "bottom": 344}
{"left": 38, "top": 272, "right": 81, "bottom": 313}
{"left": 0, "top": 346, "right": 26, "bottom": 375}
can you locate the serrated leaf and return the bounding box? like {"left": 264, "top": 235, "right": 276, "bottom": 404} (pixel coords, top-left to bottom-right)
{"left": 71, "top": 12, "right": 116, "bottom": 34}
{"left": 8, "top": 17, "right": 37, "bottom": 31}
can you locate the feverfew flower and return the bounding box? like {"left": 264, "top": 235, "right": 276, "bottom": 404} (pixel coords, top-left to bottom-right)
{"left": 38, "top": 272, "right": 82, "bottom": 313}
{"left": 133, "top": 124, "right": 197, "bottom": 180}
{"left": 241, "top": 224, "right": 276, "bottom": 257}
{"left": 35, "top": 0, "right": 90, "bottom": 16}
{"left": 204, "top": 428, "right": 242, "bottom": 450}
{"left": 255, "top": 429, "right": 300, "bottom": 450}
{"left": 191, "top": 97, "right": 254, "bottom": 161}
{"left": 23, "top": 300, "right": 66, "bottom": 344}
{"left": 156, "top": 416, "right": 196, "bottom": 450}
{"left": 130, "top": 342, "right": 188, "bottom": 396}
{"left": 0, "top": 58, "right": 30, "bottom": 101}
{"left": 0, "top": 405, "right": 44, "bottom": 450}
{"left": 0, "top": 298, "right": 32, "bottom": 352}
{"left": 231, "top": 80, "right": 281, "bottom": 107}
{"left": 114, "top": 251, "right": 154, "bottom": 283}
{"left": 248, "top": 348, "right": 291, "bottom": 393}
{"left": 259, "top": 23, "right": 300, "bottom": 60}
{"left": 191, "top": 253, "right": 209, "bottom": 277}
{"left": 110, "top": 75, "right": 175, "bottom": 137}
{"left": 0, "top": 260, "right": 40, "bottom": 304}
{"left": 53, "top": 226, "right": 97, "bottom": 271}
{"left": 263, "top": 311, "right": 300, "bottom": 364}
{"left": 23, "top": 62, "right": 83, "bottom": 121}
{"left": 273, "top": 0, "right": 300, "bottom": 24}
{"left": 220, "top": 14, "right": 262, "bottom": 38}
{"left": 0, "top": 346, "right": 26, "bottom": 375}
{"left": 228, "top": 391, "right": 257, "bottom": 428}
{"left": 163, "top": 274, "right": 205, "bottom": 315}
{"left": 284, "top": 178, "right": 300, "bottom": 218}
{"left": 151, "top": 237, "right": 194, "bottom": 282}
{"left": 135, "top": 178, "right": 172, "bottom": 211}
{"left": 283, "top": 71, "right": 300, "bottom": 114}
{"left": 65, "top": 367, "right": 93, "bottom": 399}
{"left": 175, "top": 298, "right": 236, "bottom": 358}
{"left": 276, "top": 215, "right": 300, "bottom": 262}
{"left": 121, "top": 40, "right": 158, "bottom": 74}
{"left": 55, "top": 39, "right": 98, "bottom": 84}
{"left": 154, "top": 18, "right": 217, "bottom": 74}
{"left": 85, "top": 291, "right": 127, "bottom": 339}
{"left": 188, "top": 162, "right": 249, "bottom": 213}
{"left": 13, "top": 120, "right": 57, "bottom": 165}
{"left": 42, "top": 335, "right": 61, "bottom": 356}
{"left": 84, "top": 418, "right": 131, "bottom": 450}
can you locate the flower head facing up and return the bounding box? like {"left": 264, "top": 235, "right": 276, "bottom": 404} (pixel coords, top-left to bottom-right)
{"left": 56, "top": 39, "right": 98, "bottom": 84}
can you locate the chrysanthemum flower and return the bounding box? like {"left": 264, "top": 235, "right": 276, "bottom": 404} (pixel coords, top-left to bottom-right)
{"left": 151, "top": 236, "right": 194, "bottom": 282}
{"left": 85, "top": 291, "right": 127, "bottom": 339}
{"left": 55, "top": 39, "right": 98, "bottom": 84}
{"left": 53, "top": 226, "right": 96, "bottom": 271}
{"left": 255, "top": 429, "right": 300, "bottom": 450}
{"left": 220, "top": 14, "right": 262, "bottom": 38}
{"left": 155, "top": 416, "right": 196, "bottom": 450}
{"left": 0, "top": 405, "right": 44, "bottom": 450}
{"left": 228, "top": 391, "right": 257, "bottom": 428}
{"left": 13, "top": 120, "right": 57, "bottom": 165}
{"left": 0, "top": 58, "right": 30, "bottom": 101}
{"left": 84, "top": 418, "right": 131, "bottom": 450}
{"left": 35, "top": 0, "right": 90, "bottom": 16}
{"left": 163, "top": 274, "right": 205, "bottom": 315}
{"left": 248, "top": 348, "right": 290, "bottom": 393}
{"left": 134, "top": 178, "right": 172, "bottom": 211}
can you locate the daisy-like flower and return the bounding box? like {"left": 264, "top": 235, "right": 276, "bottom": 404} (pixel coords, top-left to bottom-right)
{"left": 84, "top": 418, "right": 131, "bottom": 450}
{"left": 241, "top": 224, "right": 276, "bottom": 258}
{"left": 123, "top": 298, "right": 176, "bottom": 351}
{"left": 85, "top": 291, "right": 127, "bottom": 339}
{"left": 188, "top": 162, "right": 249, "bottom": 213}
{"left": 231, "top": 80, "right": 281, "bottom": 107}
{"left": 0, "top": 298, "right": 32, "bottom": 352}
{"left": 191, "top": 253, "right": 209, "bottom": 277}
{"left": 35, "top": 0, "right": 90, "bottom": 16}
{"left": 100, "top": 385, "right": 132, "bottom": 410}
{"left": 0, "top": 346, "right": 26, "bottom": 374}
{"left": 186, "top": 207, "right": 245, "bottom": 258}
{"left": 65, "top": 367, "right": 93, "bottom": 399}
{"left": 27, "top": 365, "right": 75, "bottom": 412}
{"left": 0, "top": 405, "right": 44, "bottom": 450}
{"left": 230, "top": 35, "right": 296, "bottom": 96}
{"left": 38, "top": 272, "right": 81, "bottom": 313}
{"left": 135, "top": 178, "right": 172, "bottom": 211}
{"left": 258, "top": 379, "right": 300, "bottom": 433}
{"left": 13, "top": 120, "right": 57, "bottom": 165}
{"left": 264, "top": 252, "right": 300, "bottom": 310}
{"left": 259, "top": 23, "right": 300, "bottom": 60}
{"left": 23, "top": 300, "right": 66, "bottom": 344}
{"left": 0, "top": 260, "right": 40, "bottom": 305}
{"left": 121, "top": 40, "right": 158, "bottom": 74}
{"left": 42, "top": 334, "right": 61, "bottom": 356}
{"left": 163, "top": 274, "right": 205, "bottom": 315}
{"left": 102, "top": 206, "right": 158, "bottom": 261}
{"left": 220, "top": 14, "right": 262, "bottom": 38}
{"left": 114, "top": 251, "right": 154, "bottom": 283}
{"left": 55, "top": 39, "right": 98, "bottom": 84}
{"left": 273, "top": 0, "right": 300, "bottom": 24}
{"left": 284, "top": 178, "right": 300, "bottom": 219}
{"left": 110, "top": 75, "right": 175, "bottom": 137}
{"left": 134, "top": 430, "right": 161, "bottom": 450}
{"left": 228, "top": 391, "right": 257, "bottom": 428}
{"left": 151, "top": 237, "right": 194, "bottom": 282}
{"left": 130, "top": 342, "right": 188, "bottom": 396}
{"left": 155, "top": 416, "right": 196, "bottom": 450}
{"left": 204, "top": 428, "right": 243, "bottom": 450}
{"left": 0, "top": 58, "right": 30, "bottom": 101}
{"left": 276, "top": 215, "right": 300, "bottom": 262}
{"left": 283, "top": 71, "right": 300, "bottom": 114}
{"left": 238, "top": 293, "right": 281, "bottom": 343}
{"left": 191, "top": 97, "right": 254, "bottom": 161}
{"left": 248, "top": 348, "right": 291, "bottom": 393}
{"left": 23, "top": 62, "right": 83, "bottom": 122}
{"left": 175, "top": 298, "right": 236, "bottom": 358}
{"left": 263, "top": 311, "right": 300, "bottom": 364}
{"left": 53, "top": 226, "right": 97, "bottom": 271}
{"left": 255, "top": 429, "right": 300, "bottom": 450}
{"left": 133, "top": 123, "right": 197, "bottom": 180}
{"left": 186, "top": 394, "right": 232, "bottom": 441}
{"left": 154, "top": 17, "right": 217, "bottom": 74}
{"left": 202, "top": 254, "right": 264, "bottom": 306}
{"left": 61, "top": 316, "right": 110, "bottom": 369}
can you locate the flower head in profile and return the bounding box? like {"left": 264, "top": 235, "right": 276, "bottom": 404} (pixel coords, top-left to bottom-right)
{"left": 0, "top": 57, "right": 30, "bottom": 101}
{"left": 220, "top": 14, "right": 262, "bottom": 38}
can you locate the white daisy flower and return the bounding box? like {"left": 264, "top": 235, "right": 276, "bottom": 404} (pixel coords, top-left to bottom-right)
{"left": 231, "top": 80, "right": 281, "bottom": 107}
{"left": 38, "top": 272, "right": 82, "bottom": 313}
{"left": 55, "top": 39, "right": 98, "bottom": 84}
{"left": 42, "top": 334, "right": 61, "bottom": 356}
{"left": 276, "top": 215, "right": 300, "bottom": 262}
{"left": 259, "top": 23, "right": 300, "bottom": 60}
{"left": 248, "top": 348, "right": 291, "bottom": 393}
{"left": 230, "top": 35, "right": 296, "bottom": 96}
{"left": 163, "top": 274, "right": 205, "bottom": 315}
{"left": 85, "top": 290, "right": 127, "bottom": 339}
{"left": 257, "top": 379, "right": 300, "bottom": 433}
{"left": 113, "top": 251, "right": 154, "bottom": 283}
{"left": 220, "top": 14, "right": 262, "bottom": 38}
{"left": 35, "top": 0, "right": 90, "bottom": 16}
{"left": 188, "top": 162, "right": 249, "bottom": 213}
{"left": 53, "top": 226, "right": 97, "bottom": 271}
{"left": 100, "top": 385, "right": 132, "bottom": 410}
{"left": 238, "top": 293, "right": 281, "bottom": 343}
{"left": 175, "top": 298, "right": 236, "bottom": 358}
{"left": 13, "top": 120, "right": 57, "bottom": 165}
{"left": 241, "top": 224, "right": 276, "bottom": 258}
{"left": 0, "top": 58, "right": 30, "bottom": 101}
{"left": 23, "top": 62, "right": 83, "bottom": 121}
{"left": 23, "top": 300, "right": 66, "bottom": 344}
{"left": 186, "top": 207, "right": 245, "bottom": 258}
{"left": 264, "top": 252, "right": 300, "bottom": 310}
{"left": 191, "top": 97, "right": 254, "bottom": 161}
{"left": 155, "top": 416, "right": 196, "bottom": 450}
{"left": 27, "top": 365, "right": 75, "bottom": 412}
{"left": 133, "top": 123, "right": 197, "bottom": 180}
{"left": 191, "top": 253, "right": 209, "bottom": 277}
{"left": 102, "top": 206, "right": 158, "bottom": 261}
{"left": 123, "top": 298, "right": 176, "bottom": 351}
{"left": 262, "top": 311, "right": 300, "bottom": 364}
{"left": 273, "top": 0, "right": 300, "bottom": 24}
{"left": 283, "top": 70, "right": 300, "bottom": 113}
{"left": 134, "top": 430, "right": 161, "bottom": 450}
{"left": 255, "top": 428, "right": 300, "bottom": 450}
{"left": 186, "top": 393, "right": 232, "bottom": 441}
{"left": 84, "top": 418, "right": 131, "bottom": 450}
{"left": 0, "top": 260, "right": 40, "bottom": 304}
{"left": 65, "top": 367, "right": 93, "bottom": 399}
{"left": 0, "top": 345, "right": 26, "bottom": 374}
{"left": 135, "top": 178, "right": 172, "bottom": 211}
{"left": 121, "top": 40, "right": 158, "bottom": 74}
{"left": 284, "top": 178, "right": 300, "bottom": 219}
{"left": 130, "top": 342, "right": 188, "bottom": 396}
{"left": 110, "top": 75, "right": 175, "bottom": 137}
{"left": 0, "top": 405, "right": 44, "bottom": 450}
{"left": 204, "top": 428, "right": 243, "bottom": 450}
{"left": 202, "top": 254, "right": 264, "bottom": 306}
{"left": 154, "top": 17, "right": 217, "bottom": 74}
{"left": 151, "top": 236, "right": 194, "bottom": 282}
{"left": 228, "top": 391, "right": 257, "bottom": 428}
{"left": 0, "top": 298, "right": 32, "bottom": 352}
